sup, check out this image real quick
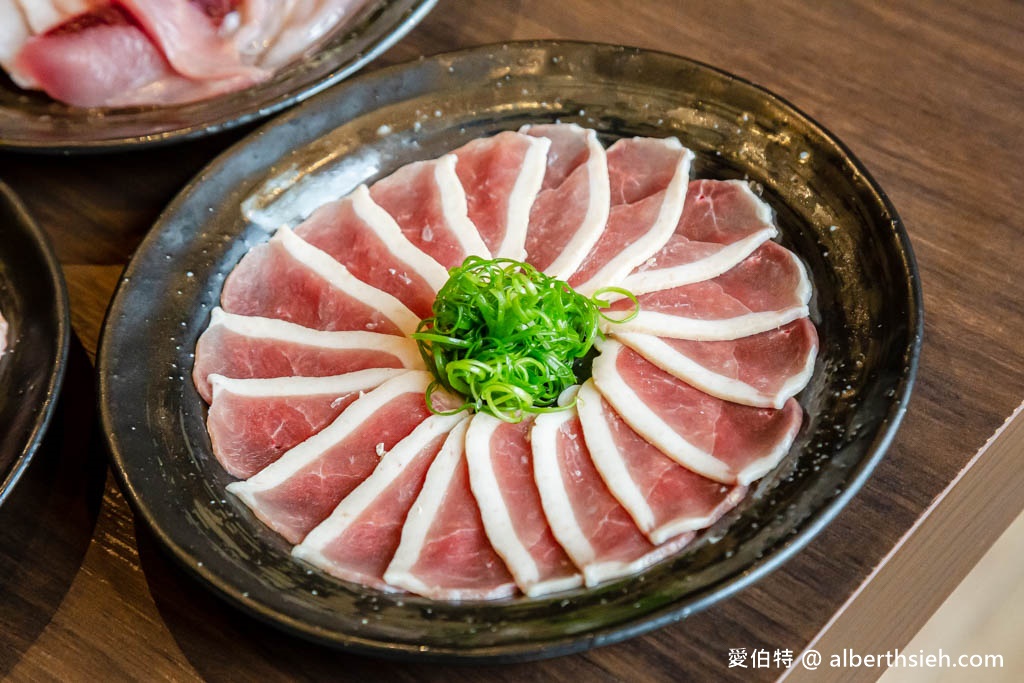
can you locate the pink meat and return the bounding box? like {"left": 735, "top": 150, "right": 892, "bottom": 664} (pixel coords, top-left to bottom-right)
{"left": 465, "top": 415, "right": 581, "bottom": 596}
{"left": 577, "top": 381, "right": 746, "bottom": 544}
{"left": 0, "top": 309, "right": 7, "bottom": 354}
{"left": 592, "top": 341, "right": 803, "bottom": 485}
{"left": 220, "top": 233, "right": 409, "bottom": 334}
{"left": 294, "top": 191, "right": 441, "bottom": 319}
{"left": 385, "top": 420, "right": 517, "bottom": 600}
{"left": 227, "top": 375, "right": 433, "bottom": 543}
{"left": 568, "top": 137, "right": 691, "bottom": 291}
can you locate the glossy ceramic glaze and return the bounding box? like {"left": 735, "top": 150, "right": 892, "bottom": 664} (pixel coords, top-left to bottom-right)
{"left": 98, "top": 41, "right": 923, "bottom": 661}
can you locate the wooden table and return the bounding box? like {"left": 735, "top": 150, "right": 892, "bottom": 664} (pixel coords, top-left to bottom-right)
{"left": 2, "top": 1, "right": 1022, "bottom": 680}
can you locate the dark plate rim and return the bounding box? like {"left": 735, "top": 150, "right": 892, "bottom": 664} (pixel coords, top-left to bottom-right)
{"left": 0, "top": 181, "right": 72, "bottom": 505}
{"left": 98, "top": 39, "right": 924, "bottom": 662}
{"left": 0, "top": 0, "right": 438, "bottom": 154}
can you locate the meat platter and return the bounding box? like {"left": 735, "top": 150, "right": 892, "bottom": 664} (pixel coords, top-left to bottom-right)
{"left": 98, "top": 41, "right": 922, "bottom": 660}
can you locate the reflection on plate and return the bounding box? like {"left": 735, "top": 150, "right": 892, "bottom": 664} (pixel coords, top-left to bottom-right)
{"left": 0, "top": 0, "right": 436, "bottom": 152}
{"left": 0, "top": 182, "right": 70, "bottom": 505}
{"left": 98, "top": 41, "right": 923, "bottom": 661}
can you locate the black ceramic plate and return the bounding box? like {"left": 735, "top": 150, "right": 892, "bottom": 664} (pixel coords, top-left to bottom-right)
{"left": 98, "top": 41, "right": 923, "bottom": 661}
{"left": 0, "top": 182, "right": 70, "bottom": 504}
{"left": 0, "top": 0, "right": 436, "bottom": 152}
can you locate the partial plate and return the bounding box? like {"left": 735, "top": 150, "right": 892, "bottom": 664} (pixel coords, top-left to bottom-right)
{"left": 0, "top": 182, "right": 71, "bottom": 504}
{"left": 0, "top": 0, "right": 436, "bottom": 152}
{"left": 98, "top": 41, "right": 923, "bottom": 661}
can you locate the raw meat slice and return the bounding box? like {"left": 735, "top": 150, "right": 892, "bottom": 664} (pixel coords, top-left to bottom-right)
{"left": 568, "top": 137, "right": 693, "bottom": 294}
{"left": 192, "top": 307, "right": 421, "bottom": 402}
{"left": 532, "top": 404, "right": 694, "bottom": 586}
{"left": 220, "top": 226, "right": 419, "bottom": 335}
{"left": 604, "top": 241, "right": 811, "bottom": 341}
{"left": 622, "top": 179, "right": 778, "bottom": 294}
{"left": 591, "top": 340, "right": 803, "bottom": 485}
{"left": 236, "top": 0, "right": 370, "bottom": 69}
{"left": 520, "top": 123, "right": 610, "bottom": 279}
{"left": 294, "top": 185, "right": 448, "bottom": 319}
{"left": 369, "top": 154, "right": 491, "bottom": 269}
{"left": 227, "top": 371, "right": 435, "bottom": 543}
{"left": 465, "top": 414, "right": 582, "bottom": 597}
{"left": 0, "top": 1, "right": 32, "bottom": 82}
{"left": 0, "top": 308, "right": 7, "bottom": 354}
{"left": 292, "top": 412, "right": 464, "bottom": 591}
{"left": 384, "top": 419, "right": 517, "bottom": 600}
{"left": 206, "top": 369, "right": 408, "bottom": 478}
{"left": 452, "top": 131, "right": 550, "bottom": 260}
{"left": 576, "top": 380, "right": 746, "bottom": 544}
{"left": 615, "top": 318, "right": 818, "bottom": 409}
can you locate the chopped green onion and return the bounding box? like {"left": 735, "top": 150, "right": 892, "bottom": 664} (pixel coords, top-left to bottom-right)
{"left": 412, "top": 257, "right": 639, "bottom": 422}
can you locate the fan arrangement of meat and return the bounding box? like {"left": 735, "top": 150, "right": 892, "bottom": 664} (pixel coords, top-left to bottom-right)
{"left": 192, "top": 123, "right": 818, "bottom": 600}
{"left": 0, "top": 0, "right": 368, "bottom": 107}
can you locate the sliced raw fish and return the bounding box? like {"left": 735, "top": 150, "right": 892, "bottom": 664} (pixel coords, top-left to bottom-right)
{"left": 385, "top": 419, "right": 517, "bottom": 600}
{"left": 0, "top": 1, "right": 31, "bottom": 81}
{"left": 192, "top": 307, "right": 421, "bottom": 402}
{"left": 451, "top": 131, "right": 550, "bottom": 260}
{"left": 206, "top": 369, "right": 408, "bottom": 478}
{"left": 532, "top": 405, "right": 694, "bottom": 586}
{"left": 369, "top": 154, "right": 491, "bottom": 269}
{"left": 568, "top": 137, "right": 693, "bottom": 294}
{"left": 465, "top": 414, "right": 582, "bottom": 597}
{"left": 220, "top": 227, "right": 419, "bottom": 335}
{"left": 615, "top": 318, "right": 818, "bottom": 409}
{"left": 292, "top": 412, "right": 464, "bottom": 591}
{"left": 576, "top": 380, "right": 746, "bottom": 544}
{"left": 591, "top": 340, "right": 803, "bottom": 485}
{"left": 238, "top": 0, "right": 370, "bottom": 69}
{"left": 294, "top": 185, "right": 448, "bottom": 319}
{"left": 520, "top": 123, "right": 610, "bottom": 279}
{"left": 605, "top": 241, "right": 811, "bottom": 340}
{"left": 622, "top": 179, "right": 778, "bottom": 294}
{"left": 227, "top": 371, "right": 435, "bottom": 543}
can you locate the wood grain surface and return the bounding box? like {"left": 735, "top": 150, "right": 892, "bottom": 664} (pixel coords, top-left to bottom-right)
{"left": 1, "top": 1, "right": 1022, "bottom": 680}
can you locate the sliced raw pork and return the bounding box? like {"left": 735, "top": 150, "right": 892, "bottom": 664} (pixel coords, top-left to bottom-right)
{"left": 227, "top": 371, "right": 435, "bottom": 543}
{"left": 292, "top": 412, "right": 465, "bottom": 591}
{"left": 220, "top": 226, "right": 419, "bottom": 335}
{"left": 591, "top": 340, "right": 803, "bottom": 485}
{"left": 622, "top": 179, "right": 778, "bottom": 294}
{"left": 520, "top": 123, "right": 610, "bottom": 279}
{"left": 532, "top": 404, "right": 694, "bottom": 586}
{"left": 451, "top": 131, "right": 550, "bottom": 260}
{"left": 206, "top": 369, "right": 408, "bottom": 478}
{"left": 576, "top": 380, "right": 746, "bottom": 544}
{"left": 465, "top": 414, "right": 582, "bottom": 597}
{"left": 192, "top": 307, "right": 421, "bottom": 402}
{"left": 605, "top": 241, "right": 811, "bottom": 340}
{"left": 294, "top": 185, "right": 448, "bottom": 319}
{"left": 384, "top": 419, "right": 517, "bottom": 600}
{"left": 615, "top": 318, "right": 818, "bottom": 409}
{"left": 369, "top": 154, "right": 491, "bottom": 269}
{"left": 568, "top": 137, "right": 693, "bottom": 294}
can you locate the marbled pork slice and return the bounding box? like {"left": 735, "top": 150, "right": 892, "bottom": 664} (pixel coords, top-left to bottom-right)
{"left": 568, "top": 137, "right": 693, "bottom": 294}
{"left": 227, "top": 371, "right": 434, "bottom": 543}
{"left": 369, "top": 154, "right": 491, "bottom": 268}
{"left": 220, "top": 227, "right": 419, "bottom": 335}
{"left": 294, "top": 185, "right": 448, "bottom": 319}
{"left": 292, "top": 412, "right": 464, "bottom": 591}
{"left": 384, "top": 419, "right": 518, "bottom": 600}
{"left": 604, "top": 241, "right": 811, "bottom": 340}
{"left": 532, "top": 405, "right": 694, "bottom": 587}
{"left": 615, "top": 318, "right": 818, "bottom": 409}
{"left": 192, "top": 307, "right": 421, "bottom": 402}
{"left": 622, "top": 179, "right": 778, "bottom": 294}
{"left": 452, "top": 131, "right": 550, "bottom": 260}
{"left": 465, "top": 414, "right": 582, "bottom": 597}
{"left": 576, "top": 380, "right": 746, "bottom": 544}
{"left": 591, "top": 340, "right": 803, "bottom": 485}
{"left": 520, "top": 123, "right": 610, "bottom": 279}
{"left": 206, "top": 369, "right": 408, "bottom": 479}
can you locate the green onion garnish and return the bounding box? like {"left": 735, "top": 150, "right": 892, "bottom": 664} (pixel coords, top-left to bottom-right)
{"left": 411, "top": 257, "right": 638, "bottom": 422}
